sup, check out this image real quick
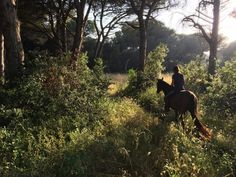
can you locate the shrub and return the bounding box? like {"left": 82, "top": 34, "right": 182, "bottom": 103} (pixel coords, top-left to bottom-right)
{"left": 0, "top": 52, "right": 111, "bottom": 175}
{"left": 123, "top": 43, "right": 168, "bottom": 96}
{"left": 11, "top": 53, "right": 109, "bottom": 125}
{"left": 143, "top": 43, "right": 168, "bottom": 88}
{"left": 138, "top": 86, "right": 164, "bottom": 114}
{"left": 160, "top": 124, "right": 234, "bottom": 177}
{"left": 180, "top": 57, "right": 209, "bottom": 94}
{"left": 204, "top": 59, "right": 236, "bottom": 116}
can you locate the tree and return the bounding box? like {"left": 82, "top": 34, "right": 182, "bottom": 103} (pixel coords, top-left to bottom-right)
{"left": 0, "top": 0, "right": 24, "bottom": 80}
{"left": 17, "top": 0, "right": 49, "bottom": 51}
{"left": 0, "top": 32, "right": 3, "bottom": 79}
{"left": 182, "top": 0, "right": 227, "bottom": 75}
{"left": 40, "top": 0, "right": 74, "bottom": 53}
{"left": 100, "top": 19, "right": 209, "bottom": 73}
{"left": 92, "top": 0, "right": 128, "bottom": 63}
{"left": 166, "top": 33, "right": 209, "bottom": 68}
{"left": 127, "top": 0, "right": 178, "bottom": 71}
{"left": 17, "top": 0, "right": 76, "bottom": 54}
{"left": 71, "top": 0, "right": 94, "bottom": 64}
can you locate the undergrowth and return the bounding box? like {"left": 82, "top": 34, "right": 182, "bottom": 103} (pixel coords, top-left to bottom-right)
{"left": 0, "top": 51, "right": 235, "bottom": 176}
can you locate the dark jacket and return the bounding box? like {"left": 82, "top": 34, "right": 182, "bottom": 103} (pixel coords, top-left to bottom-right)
{"left": 172, "top": 73, "right": 185, "bottom": 91}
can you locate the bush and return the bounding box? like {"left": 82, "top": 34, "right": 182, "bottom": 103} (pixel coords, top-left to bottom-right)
{"left": 180, "top": 57, "right": 209, "bottom": 94}
{"left": 0, "top": 51, "right": 235, "bottom": 177}
{"left": 123, "top": 43, "right": 168, "bottom": 96}
{"left": 0, "top": 52, "right": 110, "bottom": 175}
{"left": 204, "top": 59, "right": 236, "bottom": 116}
{"left": 138, "top": 86, "right": 164, "bottom": 114}
{"left": 160, "top": 124, "right": 234, "bottom": 177}
{"left": 143, "top": 43, "right": 168, "bottom": 87}
{"left": 14, "top": 53, "right": 109, "bottom": 125}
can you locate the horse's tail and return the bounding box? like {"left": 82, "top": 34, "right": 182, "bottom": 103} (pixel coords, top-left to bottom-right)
{"left": 191, "top": 94, "right": 212, "bottom": 140}
{"left": 192, "top": 93, "right": 199, "bottom": 117}
{"left": 194, "top": 117, "right": 212, "bottom": 139}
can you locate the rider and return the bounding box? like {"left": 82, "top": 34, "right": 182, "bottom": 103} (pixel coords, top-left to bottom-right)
{"left": 165, "top": 65, "right": 185, "bottom": 112}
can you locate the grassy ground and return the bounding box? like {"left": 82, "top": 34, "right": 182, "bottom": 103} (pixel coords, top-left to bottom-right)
{"left": 107, "top": 74, "right": 128, "bottom": 95}
{"left": 107, "top": 73, "right": 172, "bottom": 95}
{"left": 0, "top": 72, "right": 235, "bottom": 177}
{"left": 104, "top": 73, "right": 235, "bottom": 177}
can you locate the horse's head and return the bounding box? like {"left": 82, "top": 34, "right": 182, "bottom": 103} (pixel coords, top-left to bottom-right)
{"left": 156, "top": 78, "right": 164, "bottom": 93}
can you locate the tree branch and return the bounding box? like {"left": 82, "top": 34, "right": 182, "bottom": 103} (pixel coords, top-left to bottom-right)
{"left": 125, "top": 21, "right": 140, "bottom": 29}
{"left": 182, "top": 16, "right": 211, "bottom": 44}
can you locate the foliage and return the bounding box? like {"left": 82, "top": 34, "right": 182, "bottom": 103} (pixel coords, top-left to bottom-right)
{"left": 166, "top": 33, "right": 208, "bottom": 69}
{"left": 0, "top": 53, "right": 235, "bottom": 177}
{"left": 1, "top": 0, "right": 235, "bottom": 175}
{"left": 221, "top": 41, "right": 236, "bottom": 61}
{"left": 204, "top": 59, "right": 236, "bottom": 116}
{"left": 144, "top": 43, "right": 168, "bottom": 86}
{"left": 160, "top": 124, "right": 234, "bottom": 177}
{"left": 123, "top": 43, "right": 167, "bottom": 96}
{"left": 138, "top": 86, "right": 165, "bottom": 115}
{"left": 0, "top": 52, "right": 110, "bottom": 175}
{"left": 101, "top": 20, "right": 208, "bottom": 72}
{"left": 180, "top": 57, "right": 209, "bottom": 94}
{"left": 122, "top": 69, "right": 138, "bottom": 97}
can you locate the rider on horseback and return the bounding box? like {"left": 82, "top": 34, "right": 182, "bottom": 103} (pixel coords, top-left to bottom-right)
{"left": 165, "top": 65, "right": 185, "bottom": 112}
{"left": 157, "top": 69, "right": 212, "bottom": 139}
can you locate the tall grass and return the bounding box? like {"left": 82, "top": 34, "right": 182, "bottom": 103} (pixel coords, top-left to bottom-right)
{"left": 0, "top": 52, "right": 235, "bottom": 176}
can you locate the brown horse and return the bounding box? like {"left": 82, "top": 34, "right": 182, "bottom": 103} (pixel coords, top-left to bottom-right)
{"left": 156, "top": 78, "right": 211, "bottom": 139}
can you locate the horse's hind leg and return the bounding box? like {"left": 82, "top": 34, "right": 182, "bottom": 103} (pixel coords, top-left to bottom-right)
{"left": 175, "top": 113, "right": 186, "bottom": 133}
{"left": 175, "top": 111, "right": 179, "bottom": 122}
{"left": 189, "top": 110, "right": 201, "bottom": 135}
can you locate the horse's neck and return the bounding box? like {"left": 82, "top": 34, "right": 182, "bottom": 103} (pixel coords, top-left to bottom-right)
{"left": 163, "top": 84, "right": 174, "bottom": 96}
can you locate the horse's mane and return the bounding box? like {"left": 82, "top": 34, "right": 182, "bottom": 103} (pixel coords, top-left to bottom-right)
{"left": 157, "top": 79, "right": 174, "bottom": 95}
{"left": 158, "top": 79, "right": 174, "bottom": 89}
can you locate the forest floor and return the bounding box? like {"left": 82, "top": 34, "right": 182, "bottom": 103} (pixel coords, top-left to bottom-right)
{"left": 103, "top": 73, "right": 235, "bottom": 177}
{"left": 0, "top": 72, "right": 234, "bottom": 177}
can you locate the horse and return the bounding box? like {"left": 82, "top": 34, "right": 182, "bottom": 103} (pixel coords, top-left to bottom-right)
{"left": 156, "top": 78, "right": 212, "bottom": 139}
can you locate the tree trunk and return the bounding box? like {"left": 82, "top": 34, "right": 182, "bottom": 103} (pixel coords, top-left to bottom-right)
{"left": 0, "top": 0, "right": 24, "bottom": 80}
{"left": 61, "top": 22, "right": 67, "bottom": 53}
{"left": 138, "top": 16, "right": 147, "bottom": 71}
{"left": 71, "top": 0, "right": 86, "bottom": 64}
{"left": 71, "top": 18, "right": 84, "bottom": 63}
{"left": 209, "top": 0, "right": 220, "bottom": 75}
{"left": 93, "top": 34, "right": 102, "bottom": 60}
{"left": 93, "top": 32, "right": 110, "bottom": 66}
{"left": 55, "top": 15, "right": 67, "bottom": 53}
{"left": 71, "top": 0, "right": 93, "bottom": 65}
{"left": 96, "top": 35, "right": 107, "bottom": 59}
{"left": 0, "top": 33, "right": 4, "bottom": 79}
{"left": 208, "top": 43, "right": 217, "bottom": 75}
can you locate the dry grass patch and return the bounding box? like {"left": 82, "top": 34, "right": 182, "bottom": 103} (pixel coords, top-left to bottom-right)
{"left": 107, "top": 74, "right": 128, "bottom": 95}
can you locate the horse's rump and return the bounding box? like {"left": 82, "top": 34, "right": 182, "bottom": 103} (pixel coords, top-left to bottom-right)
{"left": 168, "top": 90, "right": 197, "bottom": 114}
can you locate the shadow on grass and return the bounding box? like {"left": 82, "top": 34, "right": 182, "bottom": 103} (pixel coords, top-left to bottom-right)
{"left": 14, "top": 110, "right": 172, "bottom": 177}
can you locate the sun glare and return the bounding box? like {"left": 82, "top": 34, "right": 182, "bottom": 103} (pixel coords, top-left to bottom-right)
{"left": 159, "top": 0, "right": 236, "bottom": 44}
{"left": 220, "top": 1, "right": 236, "bottom": 43}
{"left": 221, "top": 18, "right": 236, "bottom": 43}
